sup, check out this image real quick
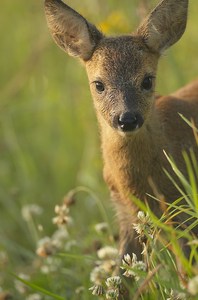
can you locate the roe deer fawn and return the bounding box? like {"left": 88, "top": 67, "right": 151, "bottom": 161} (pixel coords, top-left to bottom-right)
{"left": 44, "top": 0, "right": 198, "bottom": 260}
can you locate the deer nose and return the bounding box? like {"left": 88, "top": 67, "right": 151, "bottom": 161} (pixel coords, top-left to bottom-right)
{"left": 118, "top": 112, "right": 143, "bottom": 132}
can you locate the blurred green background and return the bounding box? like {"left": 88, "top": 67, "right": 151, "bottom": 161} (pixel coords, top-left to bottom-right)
{"left": 0, "top": 0, "right": 197, "bottom": 296}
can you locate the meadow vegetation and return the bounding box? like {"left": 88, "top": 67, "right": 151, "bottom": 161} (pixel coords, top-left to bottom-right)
{"left": 0, "top": 0, "right": 198, "bottom": 299}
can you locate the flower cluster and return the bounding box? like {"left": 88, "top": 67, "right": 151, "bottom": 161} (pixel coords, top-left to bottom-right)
{"left": 95, "top": 222, "right": 109, "bottom": 235}
{"left": 89, "top": 245, "right": 122, "bottom": 299}
{"left": 121, "top": 253, "right": 147, "bottom": 281}
{"left": 89, "top": 276, "right": 122, "bottom": 300}
{"left": 90, "top": 246, "right": 119, "bottom": 285}
{"left": 105, "top": 276, "right": 122, "bottom": 300}
{"left": 36, "top": 192, "right": 75, "bottom": 258}
{"left": 133, "top": 211, "right": 155, "bottom": 241}
{"left": 21, "top": 204, "right": 43, "bottom": 222}
{"left": 52, "top": 204, "right": 73, "bottom": 226}
{"left": 36, "top": 226, "right": 70, "bottom": 258}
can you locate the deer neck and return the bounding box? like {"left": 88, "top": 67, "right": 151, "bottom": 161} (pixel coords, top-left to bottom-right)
{"left": 99, "top": 114, "right": 163, "bottom": 200}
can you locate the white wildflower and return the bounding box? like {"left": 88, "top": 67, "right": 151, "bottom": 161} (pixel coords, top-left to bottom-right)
{"left": 122, "top": 253, "right": 132, "bottom": 266}
{"left": 95, "top": 222, "right": 109, "bottom": 234}
{"left": 106, "top": 276, "right": 122, "bottom": 288}
{"left": 52, "top": 227, "right": 69, "bottom": 248}
{"left": 55, "top": 204, "right": 68, "bottom": 215}
{"left": 97, "top": 246, "right": 118, "bottom": 260}
{"left": 26, "top": 294, "right": 42, "bottom": 300}
{"left": 121, "top": 253, "right": 146, "bottom": 281}
{"left": 106, "top": 288, "right": 119, "bottom": 299}
{"left": 137, "top": 211, "right": 147, "bottom": 221}
{"left": 14, "top": 273, "right": 30, "bottom": 294}
{"left": 101, "top": 259, "right": 117, "bottom": 273}
{"left": 21, "top": 204, "right": 43, "bottom": 222}
{"left": 133, "top": 211, "right": 154, "bottom": 240}
{"left": 40, "top": 265, "right": 50, "bottom": 274}
{"left": 89, "top": 284, "right": 104, "bottom": 296}
{"left": 188, "top": 275, "right": 198, "bottom": 296}
{"left": 37, "top": 224, "right": 43, "bottom": 232}
{"left": 36, "top": 237, "right": 56, "bottom": 257}
{"left": 90, "top": 266, "right": 107, "bottom": 284}
{"left": 52, "top": 204, "right": 73, "bottom": 226}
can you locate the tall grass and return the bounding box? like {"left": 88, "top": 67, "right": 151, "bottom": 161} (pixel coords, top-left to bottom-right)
{"left": 0, "top": 0, "right": 198, "bottom": 299}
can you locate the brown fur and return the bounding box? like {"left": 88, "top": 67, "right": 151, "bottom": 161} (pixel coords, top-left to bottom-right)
{"left": 44, "top": 0, "right": 197, "bottom": 260}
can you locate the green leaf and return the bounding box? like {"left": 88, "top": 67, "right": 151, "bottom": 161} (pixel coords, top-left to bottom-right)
{"left": 12, "top": 274, "right": 66, "bottom": 300}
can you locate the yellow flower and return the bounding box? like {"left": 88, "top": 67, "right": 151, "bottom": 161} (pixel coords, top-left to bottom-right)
{"left": 98, "top": 11, "right": 130, "bottom": 34}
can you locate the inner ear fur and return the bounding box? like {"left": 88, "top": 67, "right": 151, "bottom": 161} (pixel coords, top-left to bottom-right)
{"left": 44, "top": 0, "right": 103, "bottom": 61}
{"left": 137, "top": 0, "right": 188, "bottom": 53}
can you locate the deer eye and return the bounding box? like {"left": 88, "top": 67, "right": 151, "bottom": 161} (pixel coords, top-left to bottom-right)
{"left": 94, "top": 81, "right": 105, "bottom": 93}
{"left": 141, "top": 76, "right": 154, "bottom": 91}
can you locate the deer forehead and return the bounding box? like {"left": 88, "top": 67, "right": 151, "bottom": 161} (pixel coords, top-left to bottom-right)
{"left": 85, "top": 35, "right": 159, "bottom": 84}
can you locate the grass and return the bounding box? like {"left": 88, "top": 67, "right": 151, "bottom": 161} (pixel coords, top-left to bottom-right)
{"left": 0, "top": 0, "right": 198, "bottom": 299}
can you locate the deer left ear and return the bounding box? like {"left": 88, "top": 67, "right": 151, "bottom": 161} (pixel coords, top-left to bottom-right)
{"left": 44, "top": 0, "right": 103, "bottom": 61}
{"left": 137, "top": 0, "right": 188, "bottom": 54}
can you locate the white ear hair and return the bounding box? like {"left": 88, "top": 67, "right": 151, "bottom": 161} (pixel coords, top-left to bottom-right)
{"left": 44, "top": 0, "right": 103, "bottom": 61}
{"left": 137, "top": 0, "right": 188, "bottom": 53}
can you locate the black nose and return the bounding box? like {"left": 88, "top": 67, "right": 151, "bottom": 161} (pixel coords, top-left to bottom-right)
{"left": 118, "top": 112, "right": 143, "bottom": 132}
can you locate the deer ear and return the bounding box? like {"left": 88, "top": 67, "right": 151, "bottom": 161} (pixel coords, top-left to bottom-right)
{"left": 44, "top": 0, "right": 103, "bottom": 61}
{"left": 137, "top": 0, "right": 188, "bottom": 53}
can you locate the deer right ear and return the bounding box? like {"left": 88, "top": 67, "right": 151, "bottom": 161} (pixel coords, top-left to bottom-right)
{"left": 137, "top": 0, "right": 188, "bottom": 54}
{"left": 44, "top": 0, "right": 103, "bottom": 61}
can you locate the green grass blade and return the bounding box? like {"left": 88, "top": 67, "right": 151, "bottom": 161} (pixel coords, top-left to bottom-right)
{"left": 183, "top": 151, "right": 198, "bottom": 210}
{"left": 189, "top": 148, "right": 198, "bottom": 179}
{"left": 12, "top": 274, "right": 66, "bottom": 300}
{"left": 164, "top": 151, "right": 192, "bottom": 195}
{"left": 179, "top": 113, "right": 198, "bottom": 133}
{"left": 163, "top": 168, "right": 193, "bottom": 209}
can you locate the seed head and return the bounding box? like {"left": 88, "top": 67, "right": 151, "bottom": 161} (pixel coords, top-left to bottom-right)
{"left": 106, "top": 288, "right": 119, "bottom": 299}
{"left": 53, "top": 204, "right": 73, "bottom": 226}
{"left": 121, "top": 253, "right": 146, "bottom": 281}
{"left": 106, "top": 276, "right": 122, "bottom": 288}
{"left": 89, "top": 284, "right": 104, "bottom": 296}
{"left": 133, "top": 211, "right": 154, "bottom": 240}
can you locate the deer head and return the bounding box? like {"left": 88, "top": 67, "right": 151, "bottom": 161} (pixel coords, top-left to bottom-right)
{"left": 44, "top": 0, "right": 188, "bottom": 134}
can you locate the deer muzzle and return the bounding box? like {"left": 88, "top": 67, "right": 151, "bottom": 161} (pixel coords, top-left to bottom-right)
{"left": 117, "top": 112, "right": 144, "bottom": 132}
